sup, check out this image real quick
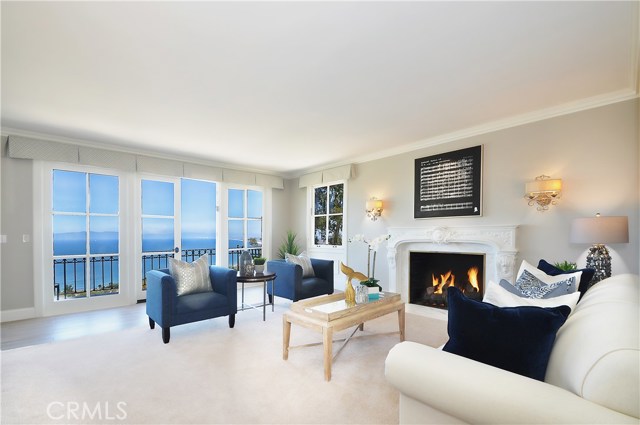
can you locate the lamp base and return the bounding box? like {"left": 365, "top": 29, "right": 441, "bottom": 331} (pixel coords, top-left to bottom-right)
{"left": 585, "top": 244, "right": 611, "bottom": 287}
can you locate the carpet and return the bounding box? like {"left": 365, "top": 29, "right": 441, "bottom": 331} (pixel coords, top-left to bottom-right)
{"left": 1, "top": 301, "right": 447, "bottom": 424}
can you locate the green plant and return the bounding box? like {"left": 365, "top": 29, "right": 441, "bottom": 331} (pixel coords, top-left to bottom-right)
{"left": 253, "top": 257, "right": 267, "bottom": 265}
{"left": 277, "top": 230, "right": 300, "bottom": 258}
{"left": 554, "top": 260, "right": 577, "bottom": 271}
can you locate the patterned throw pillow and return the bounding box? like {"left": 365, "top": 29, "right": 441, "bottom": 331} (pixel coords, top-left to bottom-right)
{"left": 169, "top": 254, "right": 212, "bottom": 296}
{"left": 515, "top": 269, "right": 575, "bottom": 299}
{"left": 285, "top": 252, "right": 315, "bottom": 277}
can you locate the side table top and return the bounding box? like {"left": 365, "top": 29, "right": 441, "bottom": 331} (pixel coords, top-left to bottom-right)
{"left": 236, "top": 271, "right": 276, "bottom": 282}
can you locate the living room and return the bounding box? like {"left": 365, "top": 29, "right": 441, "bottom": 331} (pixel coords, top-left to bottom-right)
{"left": 1, "top": 1, "right": 639, "bottom": 424}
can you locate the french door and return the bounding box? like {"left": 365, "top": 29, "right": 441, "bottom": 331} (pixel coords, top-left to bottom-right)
{"left": 137, "top": 177, "right": 217, "bottom": 300}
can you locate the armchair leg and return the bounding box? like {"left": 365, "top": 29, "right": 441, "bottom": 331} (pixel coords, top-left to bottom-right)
{"left": 148, "top": 317, "right": 155, "bottom": 329}
{"left": 162, "top": 327, "right": 170, "bottom": 344}
{"left": 268, "top": 294, "right": 273, "bottom": 304}
{"left": 229, "top": 314, "right": 235, "bottom": 328}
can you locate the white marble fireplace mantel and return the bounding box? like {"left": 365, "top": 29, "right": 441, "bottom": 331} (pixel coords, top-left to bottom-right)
{"left": 387, "top": 225, "right": 519, "bottom": 319}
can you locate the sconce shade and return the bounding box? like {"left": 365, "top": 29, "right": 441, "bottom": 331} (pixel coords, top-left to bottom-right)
{"left": 525, "top": 178, "right": 562, "bottom": 194}
{"left": 366, "top": 199, "right": 383, "bottom": 211}
{"left": 570, "top": 215, "right": 629, "bottom": 244}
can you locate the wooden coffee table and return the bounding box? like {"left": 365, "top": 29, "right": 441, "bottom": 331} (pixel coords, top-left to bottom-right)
{"left": 283, "top": 292, "right": 405, "bottom": 381}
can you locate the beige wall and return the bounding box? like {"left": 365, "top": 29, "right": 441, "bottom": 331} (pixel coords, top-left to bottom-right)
{"left": 1, "top": 99, "right": 638, "bottom": 315}
{"left": 335, "top": 99, "right": 639, "bottom": 288}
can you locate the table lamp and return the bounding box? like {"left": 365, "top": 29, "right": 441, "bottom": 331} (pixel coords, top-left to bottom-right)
{"left": 570, "top": 214, "right": 629, "bottom": 286}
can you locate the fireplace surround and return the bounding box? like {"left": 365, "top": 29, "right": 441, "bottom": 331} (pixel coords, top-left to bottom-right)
{"left": 387, "top": 225, "right": 518, "bottom": 319}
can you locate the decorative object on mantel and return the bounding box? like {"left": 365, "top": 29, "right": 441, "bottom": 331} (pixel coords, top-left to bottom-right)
{"left": 253, "top": 257, "right": 267, "bottom": 273}
{"left": 414, "top": 145, "right": 482, "bottom": 219}
{"left": 524, "top": 175, "right": 562, "bottom": 211}
{"left": 239, "top": 250, "right": 254, "bottom": 276}
{"left": 339, "top": 262, "right": 367, "bottom": 305}
{"left": 365, "top": 197, "right": 384, "bottom": 221}
{"left": 348, "top": 234, "right": 390, "bottom": 297}
{"left": 570, "top": 213, "right": 628, "bottom": 286}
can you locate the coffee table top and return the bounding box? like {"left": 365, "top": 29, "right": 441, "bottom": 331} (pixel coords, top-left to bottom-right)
{"left": 290, "top": 291, "right": 401, "bottom": 322}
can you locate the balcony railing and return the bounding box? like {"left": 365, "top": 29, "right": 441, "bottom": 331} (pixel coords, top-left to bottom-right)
{"left": 53, "top": 256, "right": 120, "bottom": 300}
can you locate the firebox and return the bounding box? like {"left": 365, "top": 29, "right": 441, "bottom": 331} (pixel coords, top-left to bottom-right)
{"left": 409, "top": 251, "right": 485, "bottom": 309}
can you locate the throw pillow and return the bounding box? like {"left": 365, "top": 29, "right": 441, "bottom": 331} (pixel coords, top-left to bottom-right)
{"left": 537, "top": 259, "right": 596, "bottom": 299}
{"left": 484, "top": 280, "right": 580, "bottom": 312}
{"left": 443, "top": 286, "right": 571, "bottom": 381}
{"left": 500, "top": 278, "right": 576, "bottom": 299}
{"left": 285, "top": 252, "right": 315, "bottom": 277}
{"left": 169, "top": 254, "right": 212, "bottom": 296}
{"left": 514, "top": 269, "right": 576, "bottom": 298}
{"left": 517, "top": 260, "right": 582, "bottom": 292}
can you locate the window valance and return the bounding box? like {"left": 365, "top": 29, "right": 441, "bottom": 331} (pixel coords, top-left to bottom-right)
{"left": 298, "top": 164, "right": 355, "bottom": 188}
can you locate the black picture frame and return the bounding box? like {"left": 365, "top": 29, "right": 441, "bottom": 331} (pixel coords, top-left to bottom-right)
{"left": 414, "top": 145, "right": 482, "bottom": 218}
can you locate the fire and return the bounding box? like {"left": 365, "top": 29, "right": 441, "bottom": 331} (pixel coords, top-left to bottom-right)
{"left": 468, "top": 267, "right": 480, "bottom": 292}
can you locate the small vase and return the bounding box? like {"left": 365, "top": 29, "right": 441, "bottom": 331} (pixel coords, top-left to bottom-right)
{"left": 345, "top": 279, "right": 356, "bottom": 305}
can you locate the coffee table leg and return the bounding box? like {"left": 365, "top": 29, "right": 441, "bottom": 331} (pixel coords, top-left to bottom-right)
{"left": 398, "top": 304, "right": 406, "bottom": 342}
{"left": 283, "top": 315, "right": 291, "bottom": 360}
{"left": 323, "top": 326, "right": 333, "bottom": 381}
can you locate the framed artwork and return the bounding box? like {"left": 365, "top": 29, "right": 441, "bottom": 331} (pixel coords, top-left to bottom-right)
{"left": 414, "top": 145, "right": 482, "bottom": 218}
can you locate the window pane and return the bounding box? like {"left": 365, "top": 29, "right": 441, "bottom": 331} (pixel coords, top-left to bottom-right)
{"left": 89, "top": 174, "right": 119, "bottom": 214}
{"left": 54, "top": 258, "right": 86, "bottom": 299}
{"left": 53, "top": 215, "right": 86, "bottom": 255}
{"left": 314, "top": 187, "right": 327, "bottom": 215}
{"left": 90, "top": 216, "right": 119, "bottom": 254}
{"left": 328, "top": 215, "right": 343, "bottom": 245}
{"left": 142, "top": 218, "right": 174, "bottom": 252}
{"left": 142, "top": 180, "right": 174, "bottom": 216}
{"left": 228, "top": 220, "right": 244, "bottom": 249}
{"left": 314, "top": 216, "right": 327, "bottom": 245}
{"left": 181, "top": 179, "right": 216, "bottom": 250}
{"left": 53, "top": 170, "right": 86, "bottom": 213}
{"left": 90, "top": 256, "right": 119, "bottom": 296}
{"left": 228, "top": 189, "right": 244, "bottom": 218}
{"left": 329, "top": 184, "right": 344, "bottom": 214}
{"left": 247, "top": 190, "right": 262, "bottom": 219}
{"left": 247, "top": 220, "right": 262, "bottom": 247}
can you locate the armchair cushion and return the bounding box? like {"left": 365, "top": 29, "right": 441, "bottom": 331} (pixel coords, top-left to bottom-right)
{"left": 169, "top": 254, "right": 212, "bottom": 296}
{"left": 285, "top": 252, "right": 315, "bottom": 277}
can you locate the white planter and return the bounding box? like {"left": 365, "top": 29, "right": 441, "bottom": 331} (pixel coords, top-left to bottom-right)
{"left": 254, "top": 264, "right": 265, "bottom": 273}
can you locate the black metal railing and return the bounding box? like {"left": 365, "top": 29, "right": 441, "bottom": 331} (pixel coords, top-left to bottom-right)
{"left": 140, "top": 253, "right": 175, "bottom": 291}
{"left": 228, "top": 246, "right": 262, "bottom": 271}
{"left": 53, "top": 255, "right": 120, "bottom": 300}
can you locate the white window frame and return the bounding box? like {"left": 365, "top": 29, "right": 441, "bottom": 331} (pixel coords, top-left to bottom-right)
{"left": 222, "top": 184, "right": 267, "bottom": 267}
{"left": 34, "top": 161, "right": 135, "bottom": 317}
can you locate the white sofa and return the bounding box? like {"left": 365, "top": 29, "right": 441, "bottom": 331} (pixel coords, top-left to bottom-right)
{"left": 385, "top": 274, "right": 640, "bottom": 424}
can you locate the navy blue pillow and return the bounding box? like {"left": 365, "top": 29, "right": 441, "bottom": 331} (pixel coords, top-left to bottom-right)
{"left": 537, "top": 259, "right": 595, "bottom": 299}
{"left": 442, "top": 287, "right": 570, "bottom": 381}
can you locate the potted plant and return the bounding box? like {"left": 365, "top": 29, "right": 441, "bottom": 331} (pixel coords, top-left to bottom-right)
{"left": 253, "top": 257, "right": 267, "bottom": 273}
{"left": 554, "top": 260, "right": 577, "bottom": 271}
{"left": 277, "top": 230, "right": 300, "bottom": 259}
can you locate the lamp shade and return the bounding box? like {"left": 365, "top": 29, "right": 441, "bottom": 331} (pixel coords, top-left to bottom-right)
{"left": 525, "top": 178, "right": 562, "bottom": 194}
{"left": 366, "top": 198, "right": 383, "bottom": 210}
{"left": 570, "top": 215, "right": 629, "bottom": 244}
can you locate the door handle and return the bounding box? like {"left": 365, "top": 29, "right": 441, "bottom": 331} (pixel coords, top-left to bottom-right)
{"left": 174, "top": 247, "right": 179, "bottom": 253}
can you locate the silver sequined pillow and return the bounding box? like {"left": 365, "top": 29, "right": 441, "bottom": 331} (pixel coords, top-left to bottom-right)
{"left": 514, "top": 269, "right": 572, "bottom": 299}
{"left": 169, "top": 254, "right": 211, "bottom": 296}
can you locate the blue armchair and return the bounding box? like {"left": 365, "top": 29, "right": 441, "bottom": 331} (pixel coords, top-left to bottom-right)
{"left": 146, "top": 266, "right": 237, "bottom": 343}
{"left": 266, "top": 258, "right": 334, "bottom": 302}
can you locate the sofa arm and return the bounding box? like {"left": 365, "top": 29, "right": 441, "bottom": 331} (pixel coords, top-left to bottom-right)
{"left": 311, "top": 258, "right": 334, "bottom": 290}
{"left": 385, "top": 342, "right": 638, "bottom": 425}
{"left": 146, "top": 269, "right": 177, "bottom": 327}
{"left": 209, "top": 266, "right": 237, "bottom": 313}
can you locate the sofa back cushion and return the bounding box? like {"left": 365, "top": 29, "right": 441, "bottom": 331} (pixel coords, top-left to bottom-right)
{"left": 545, "top": 274, "right": 639, "bottom": 418}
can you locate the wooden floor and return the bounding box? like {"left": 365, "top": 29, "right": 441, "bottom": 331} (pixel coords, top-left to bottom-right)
{"left": 1, "top": 285, "right": 271, "bottom": 351}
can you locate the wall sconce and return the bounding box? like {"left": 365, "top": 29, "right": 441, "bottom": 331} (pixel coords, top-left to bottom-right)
{"left": 524, "top": 175, "right": 562, "bottom": 211}
{"left": 570, "top": 213, "right": 629, "bottom": 286}
{"left": 366, "top": 197, "right": 383, "bottom": 221}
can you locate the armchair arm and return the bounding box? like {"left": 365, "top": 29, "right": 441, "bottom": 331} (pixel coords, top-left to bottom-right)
{"left": 209, "top": 266, "right": 237, "bottom": 313}
{"left": 385, "top": 342, "right": 637, "bottom": 425}
{"left": 310, "top": 258, "right": 334, "bottom": 290}
{"left": 266, "top": 260, "right": 302, "bottom": 300}
{"left": 146, "top": 269, "right": 177, "bottom": 328}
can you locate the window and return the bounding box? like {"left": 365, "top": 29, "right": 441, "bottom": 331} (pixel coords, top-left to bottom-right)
{"left": 313, "top": 183, "right": 344, "bottom": 246}
{"left": 52, "top": 170, "right": 120, "bottom": 301}
{"left": 228, "top": 188, "right": 263, "bottom": 268}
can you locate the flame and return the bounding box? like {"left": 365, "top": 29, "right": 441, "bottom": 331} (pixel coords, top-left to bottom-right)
{"left": 432, "top": 271, "right": 455, "bottom": 294}
{"left": 468, "top": 267, "right": 479, "bottom": 292}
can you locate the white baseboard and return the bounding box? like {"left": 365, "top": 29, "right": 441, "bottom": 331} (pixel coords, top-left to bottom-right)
{"left": 1, "top": 307, "right": 37, "bottom": 322}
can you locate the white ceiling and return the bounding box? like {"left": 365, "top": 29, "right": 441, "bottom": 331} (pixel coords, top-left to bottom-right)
{"left": 1, "top": 1, "right": 638, "bottom": 177}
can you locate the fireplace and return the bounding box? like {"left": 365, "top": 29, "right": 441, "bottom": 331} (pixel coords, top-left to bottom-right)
{"left": 410, "top": 252, "right": 485, "bottom": 309}
{"left": 387, "top": 225, "right": 518, "bottom": 319}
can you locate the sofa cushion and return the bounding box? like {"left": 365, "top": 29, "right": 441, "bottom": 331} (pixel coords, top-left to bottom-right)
{"left": 485, "top": 280, "right": 580, "bottom": 313}
{"left": 444, "top": 286, "right": 571, "bottom": 381}
{"left": 502, "top": 276, "right": 577, "bottom": 299}
{"left": 169, "top": 254, "right": 212, "bottom": 296}
{"left": 517, "top": 260, "right": 581, "bottom": 294}
{"left": 537, "top": 259, "right": 595, "bottom": 299}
